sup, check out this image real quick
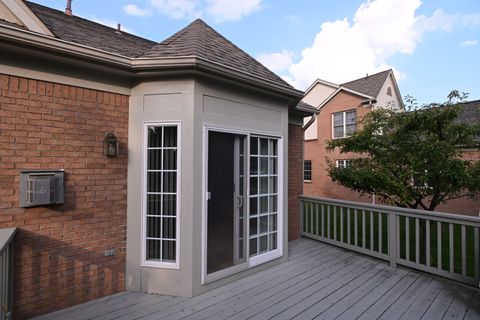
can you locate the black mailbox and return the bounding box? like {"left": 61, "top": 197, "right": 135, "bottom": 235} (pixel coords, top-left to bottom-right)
{"left": 19, "top": 170, "right": 64, "bottom": 207}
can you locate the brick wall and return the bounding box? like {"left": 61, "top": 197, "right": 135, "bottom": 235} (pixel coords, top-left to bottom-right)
{"left": 288, "top": 123, "right": 304, "bottom": 240}
{"left": 304, "top": 91, "right": 372, "bottom": 204}
{"left": 0, "top": 74, "right": 128, "bottom": 319}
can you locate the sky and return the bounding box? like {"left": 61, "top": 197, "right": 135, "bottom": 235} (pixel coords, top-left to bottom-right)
{"left": 30, "top": 0, "right": 480, "bottom": 105}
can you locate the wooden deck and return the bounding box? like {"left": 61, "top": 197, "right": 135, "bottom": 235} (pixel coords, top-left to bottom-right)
{"left": 36, "top": 238, "right": 480, "bottom": 320}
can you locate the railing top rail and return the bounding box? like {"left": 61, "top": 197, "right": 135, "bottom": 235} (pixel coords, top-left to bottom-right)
{"left": 300, "top": 195, "right": 480, "bottom": 226}
{"left": 0, "top": 227, "right": 16, "bottom": 256}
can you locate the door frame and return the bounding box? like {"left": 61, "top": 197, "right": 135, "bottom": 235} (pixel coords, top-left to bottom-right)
{"left": 201, "top": 125, "right": 284, "bottom": 284}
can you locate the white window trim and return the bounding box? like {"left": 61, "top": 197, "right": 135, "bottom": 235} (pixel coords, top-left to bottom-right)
{"left": 336, "top": 159, "right": 351, "bottom": 168}
{"left": 332, "top": 109, "right": 356, "bottom": 139}
{"left": 201, "top": 126, "right": 284, "bottom": 284}
{"left": 141, "top": 121, "right": 181, "bottom": 269}
{"left": 304, "top": 160, "right": 312, "bottom": 182}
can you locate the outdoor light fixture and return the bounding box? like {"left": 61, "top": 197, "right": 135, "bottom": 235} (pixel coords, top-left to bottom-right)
{"left": 103, "top": 133, "right": 119, "bottom": 157}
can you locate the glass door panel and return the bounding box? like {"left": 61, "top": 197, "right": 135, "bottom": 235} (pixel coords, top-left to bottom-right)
{"left": 249, "top": 136, "right": 278, "bottom": 257}
{"left": 207, "top": 131, "right": 246, "bottom": 274}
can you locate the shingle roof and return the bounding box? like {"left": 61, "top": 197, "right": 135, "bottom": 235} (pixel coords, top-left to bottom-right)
{"left": 140, "top": 19, "right": 293, "bottom": 87}
{"left": 24, "top": 1, "right": 157, "bottom": 58}
{"left": 341, "top": 70, "right": 391, "bottom": 97}
{"left": 458, "top": 100, "right": 480, "bottom": 125}
{"left": 20, "top": 3, "right": 292, "bottom": 89}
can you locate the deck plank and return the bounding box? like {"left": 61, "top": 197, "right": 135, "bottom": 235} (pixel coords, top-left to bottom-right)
{"left": 331, "top": 267, "right": 409, "bottom": 320}
{"left": 116, "top": 241, "right": 341, "bottom": 320}
{"left": 398, "top": 279, "right": 444, "bottom": 320}
{"left": 33, "top": 238, "right": 480, "bottom": 320}
{"left": 210, "top": 253, "right": 366, "bottom": 320}
{"left": 441, "top": 285, "right": 476, "bottom": 320}
{"left": 356, "top": 272, "right": 421, "bottom": 320}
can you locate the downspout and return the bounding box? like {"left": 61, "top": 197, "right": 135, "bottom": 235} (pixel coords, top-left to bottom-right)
{"left": 302, "top": 113, "right": 317, "bottom": 131}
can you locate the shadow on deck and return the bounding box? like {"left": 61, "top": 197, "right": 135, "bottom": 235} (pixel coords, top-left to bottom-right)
{"left": 35, "top": 238, "right": 480, "bottom": 320}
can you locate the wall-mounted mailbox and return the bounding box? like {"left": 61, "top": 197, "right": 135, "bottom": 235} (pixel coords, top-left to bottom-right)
{"left": 19, "top": 170, "right": 64, "bottom": 207}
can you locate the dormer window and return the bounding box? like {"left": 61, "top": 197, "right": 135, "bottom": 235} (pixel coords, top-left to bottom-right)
{"left": 387, "top": 87, "right": 392, "bottom": 96}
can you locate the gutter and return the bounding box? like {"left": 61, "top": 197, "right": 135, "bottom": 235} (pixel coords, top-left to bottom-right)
{"left": 0, "top": 24, "right": 304, "bottom": 100}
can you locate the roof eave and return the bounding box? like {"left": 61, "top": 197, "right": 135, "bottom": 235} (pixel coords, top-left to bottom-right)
{"left": 0, "top": 24, "right": 303, "bottom": 101}
{"left": 133, "top": 56, "right": 304, "bottom": 100}
{"left": 0, "top": 23, "right": 132, "bottom": 67}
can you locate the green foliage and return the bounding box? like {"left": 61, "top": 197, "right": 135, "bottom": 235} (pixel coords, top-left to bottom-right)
{"left": 326, "top": 92, "right": 480, "bottom": 211}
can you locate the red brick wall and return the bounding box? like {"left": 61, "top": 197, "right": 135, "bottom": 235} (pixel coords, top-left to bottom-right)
{"left": 0, "top": 74, "right": 128, "bottom": 319}
{"left": 288, "top": 123, "right": 304, "bottom": 240}
{"left": 304, "top": 91, "right": 372, "bottom": 204}
{"left": 436, "top": 149, "right": 480, "bottom": 216}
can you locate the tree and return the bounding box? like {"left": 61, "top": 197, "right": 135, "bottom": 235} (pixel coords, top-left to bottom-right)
{"left": 326, "top": 92, "right": 480, "bottom": 211}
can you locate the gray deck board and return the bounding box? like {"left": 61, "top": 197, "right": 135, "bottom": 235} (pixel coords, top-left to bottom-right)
{"left": 34, "top": 238, "right": 480, "bottom": 320}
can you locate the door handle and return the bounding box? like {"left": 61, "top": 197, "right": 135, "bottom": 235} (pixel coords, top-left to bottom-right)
{"left": 237, "top": 195, "right": 243, "bottom": 208}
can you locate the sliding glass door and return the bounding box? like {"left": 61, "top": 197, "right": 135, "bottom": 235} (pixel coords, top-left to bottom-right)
{"left": 206, "top": 130, "right": 280, "bottom": 278}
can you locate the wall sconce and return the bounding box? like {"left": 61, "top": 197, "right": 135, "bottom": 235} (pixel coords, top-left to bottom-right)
{"left": 103, "top": 133, "right": 119, "bottom": 157}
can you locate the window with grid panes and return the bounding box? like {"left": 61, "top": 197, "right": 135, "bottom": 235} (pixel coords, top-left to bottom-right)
{"left": 304, "top": 160, "right": 312, "bottom": 181}
{"left": 249, "top": 137, "right": 278, "bottom": 257}
{"left": 145, "top": 124, "right": 178, "bottom": 265}
{"left": 333, "top": 110, "right": 356, "bottom": 138}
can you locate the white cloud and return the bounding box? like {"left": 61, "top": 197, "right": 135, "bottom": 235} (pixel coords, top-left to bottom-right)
{"left": 206, "top": 0, "right": 262, "bottom": 22}
{"left": 285, "top": 14, "right": 300, "bottom": 22}
{"left": 417, "top": 10, "right": 480, "bottom": 32}
{"left": 257, "top": 50, "right": 294, "bottom": 73}
{"left": 146, "top": 0, "right": 262, "bottom": 21}
{"left": 150, "top": 0, "right": 201, "bottom": 19}
{"left": 123, "top": 4, "right": 153, "bottom": 17}
{"left": 264, "top": 0, "right": 480, "bottom": 90}
{"left": 461, "top": 39, "right": 478, "bottom": 46}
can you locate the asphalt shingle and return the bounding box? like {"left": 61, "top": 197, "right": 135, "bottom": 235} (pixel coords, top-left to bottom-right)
{"left": 141, "top": 19, "right": 293, "bottom": 88}
{"left": 22, "top": 3, "right": 291, "bottom": 89}
{"left": 341, "top": 69, "right": 391, "bottom": 97}
{"left": 458, "top": 100, "right": 480, "bottom": 126}
{"left": 25, "top": 1, "right": 157, "bottom": 58}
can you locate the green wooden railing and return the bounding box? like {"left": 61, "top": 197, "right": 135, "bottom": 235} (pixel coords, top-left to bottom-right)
{"left": 300, "top": 196, "right": 480, "bottom": 287}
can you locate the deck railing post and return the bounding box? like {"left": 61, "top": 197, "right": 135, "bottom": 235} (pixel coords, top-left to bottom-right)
{"left": 388, "top": 212, "right": 397, "bottom": 268}
{"left": 299, "top": 198, "right": 304, "bottom": 237}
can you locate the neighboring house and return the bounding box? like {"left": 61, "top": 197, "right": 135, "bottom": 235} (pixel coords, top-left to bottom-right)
{"left": 0, "top": 1, "right": 316, "bottom": 318}
{"left": 303, "top": 70, "right": 403, "bottom": 203}
{"left": 436, "top": 100, "right": 480, "bottom": 216}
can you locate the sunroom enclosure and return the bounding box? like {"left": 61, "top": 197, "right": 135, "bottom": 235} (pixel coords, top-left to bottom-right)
{"left": 127, "top": 78, "right": 291, "bottom": 297}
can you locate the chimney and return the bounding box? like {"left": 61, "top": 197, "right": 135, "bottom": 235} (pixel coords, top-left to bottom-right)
{"left": 116, "top": 23, "right": 122, "bottom": 34}
{"left": 65, "top": 0, "right": 72, "bottom": 16}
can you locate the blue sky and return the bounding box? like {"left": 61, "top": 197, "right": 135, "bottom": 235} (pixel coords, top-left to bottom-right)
{"left": 31, "top": 0, "right": 480, "bottom": 105}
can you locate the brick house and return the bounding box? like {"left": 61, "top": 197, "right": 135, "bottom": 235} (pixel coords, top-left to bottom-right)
{"left": 303, "top": 70, "right": 403, "bottom": 203}
{"left": 0, "top": 1, "right": 316, "bottom": 318}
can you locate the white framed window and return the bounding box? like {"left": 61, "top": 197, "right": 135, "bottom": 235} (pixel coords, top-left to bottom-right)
{"left": 336, "top": 159, "right": 351, "bottom": 169}
{"left": 143, "top": 123, "right": 180, "bottom": 268}
{"left": 304, "top": 160, "right": 312, "bottom": 181}
{"left": 249, "top": 136, "right": 279, "bottom": 258}
{"left": 332, "top": 110, "right": 356, "bottom": 138}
